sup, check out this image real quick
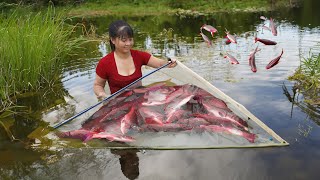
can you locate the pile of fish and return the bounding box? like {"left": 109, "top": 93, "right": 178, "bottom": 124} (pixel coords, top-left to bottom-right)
{"left": 58, "top": 84, "right": 256, "bottom": 144}
{"left": 199, "top": 16, "right": 284, "bottom": 72}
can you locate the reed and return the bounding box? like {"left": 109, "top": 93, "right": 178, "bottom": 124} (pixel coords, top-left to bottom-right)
{"left": 0, "top": 7, "right": 83, "bottom": 141}
{"left": 0, "top": 6, "right": 84, "bottom": 112}
{"left": 289, "top": 53, "right": 320, "bottom": 105}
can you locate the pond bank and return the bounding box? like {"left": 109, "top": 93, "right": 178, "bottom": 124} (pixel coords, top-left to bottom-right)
{"left": 61, "top": 0, "right": 301, "bottom": 17}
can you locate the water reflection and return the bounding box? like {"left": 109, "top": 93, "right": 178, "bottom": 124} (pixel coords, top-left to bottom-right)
{"left": 282, "top": 82, "right": 320, "bottom": 126}
{"left": 111, "top": 149, "right": 140, "bottom": 180}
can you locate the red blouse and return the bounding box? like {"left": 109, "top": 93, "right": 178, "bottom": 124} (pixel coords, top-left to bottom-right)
{"left": 96, "top": 49, "right": 151, "bottom": 94}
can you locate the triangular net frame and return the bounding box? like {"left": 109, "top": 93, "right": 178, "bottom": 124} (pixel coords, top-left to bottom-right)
{"left": 64, "top": 61, "right": 289, "bottom": 149}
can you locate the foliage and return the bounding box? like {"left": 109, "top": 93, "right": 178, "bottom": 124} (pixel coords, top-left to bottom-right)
{"left": 289, "top": 53, "right": 320, "bottom": 105}
{"left": 0, "top": 6, "right": 85, "bottom": 112}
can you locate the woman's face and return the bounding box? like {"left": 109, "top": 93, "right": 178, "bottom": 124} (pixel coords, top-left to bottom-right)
{"left": 112, "top": 36, "right": 134, "bottom": 53}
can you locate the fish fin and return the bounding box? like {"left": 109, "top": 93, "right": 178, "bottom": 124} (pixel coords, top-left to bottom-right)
{"left": 83, "top": 134, "right": 94, "bottom": 143}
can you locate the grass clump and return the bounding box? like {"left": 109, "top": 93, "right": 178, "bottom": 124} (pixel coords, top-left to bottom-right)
{"left": 289, "top": 53, "right": 320, "bottom": 105}
{"left": 0, "top": 6, "right": 85, "bottom": 114}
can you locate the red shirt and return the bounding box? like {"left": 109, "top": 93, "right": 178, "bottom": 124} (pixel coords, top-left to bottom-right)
{"left": 96, "top": 49, "right": 151, "bottom": 94}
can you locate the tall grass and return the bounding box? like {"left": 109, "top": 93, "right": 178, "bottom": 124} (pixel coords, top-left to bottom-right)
{"left": 289, "top": 53, "right": 320, "bottom": 105}
{"left": 0, "top": 6, "right": 84, "bottom": 112}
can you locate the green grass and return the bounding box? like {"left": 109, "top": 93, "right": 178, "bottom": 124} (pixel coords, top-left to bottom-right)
{"left": 0, "top": 6, "right": 85, "bottom": 114}
{"left": 62, "top": 0, "right": 293, "bottom": 17}
{"left": 289, "top": 53, "right": 320, "bottom": 105}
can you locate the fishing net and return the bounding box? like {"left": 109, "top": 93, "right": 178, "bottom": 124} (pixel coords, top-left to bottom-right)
{"left": 58, "top": 61, "right": 289, "bottom": 149}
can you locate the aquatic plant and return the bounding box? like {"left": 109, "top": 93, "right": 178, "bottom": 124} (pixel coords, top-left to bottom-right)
{"left": 289, "top": 53, "right": 320, "bottom": 105}
{"left": 0, "top": 6, "right": 84, "bottom": 99}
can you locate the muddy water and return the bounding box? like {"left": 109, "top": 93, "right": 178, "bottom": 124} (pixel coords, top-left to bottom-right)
{"left": 1, "top": 0, "right": 320, "bottom": 179}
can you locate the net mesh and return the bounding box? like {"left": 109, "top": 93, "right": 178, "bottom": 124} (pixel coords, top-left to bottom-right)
{"left": 58, "top": 61, "right": 289, "bottom": 149}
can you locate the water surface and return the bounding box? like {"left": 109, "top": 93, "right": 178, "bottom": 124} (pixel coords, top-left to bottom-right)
{"left": 1, "top": 1, "right": 320, "bottom": 179}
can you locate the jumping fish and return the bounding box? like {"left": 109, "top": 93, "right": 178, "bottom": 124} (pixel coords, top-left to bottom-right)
{"left": 255, "top": 37, "right": 277, "bottom": 45}
{"left": 224, "top": 52, "right": 240, "bottom": 64}
{"left": 269, "top": 17, "right": 277, "bottom": 36}
{"left": 260, "top": 16, "right": 268, "bottom": 21}
{"left": 200, "top": 32, "right": 212, "bottom": 46}
{"left": 266, "top": 49, "right": 284, "bottom": 69}
{"left": 201, "top": 24, "right": 218, "bottom": 38}
{"left": 225, "top": 30, "right": 237, "bottom": 44}
{"left": 248, "top": 46, "right": 259, "bottom": 73}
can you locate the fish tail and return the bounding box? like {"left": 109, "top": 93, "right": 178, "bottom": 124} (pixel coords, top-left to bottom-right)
{"left": 245, "top": 133, "right": 256, "bottom": 143}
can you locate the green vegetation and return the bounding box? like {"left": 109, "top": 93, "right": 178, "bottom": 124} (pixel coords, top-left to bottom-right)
{"left": 65, "top": 0, "right": 299, "bottom": 17}
{"left": 0, "top": 6, "right": 85, "bottom": 115}
{"left": 289, "top": 53, "right": 320, "bottom": 105}
{"left": 1, "top": 0, "right": 301, "bottom": 17}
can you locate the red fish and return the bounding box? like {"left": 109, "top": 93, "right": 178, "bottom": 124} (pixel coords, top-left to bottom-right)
{"left": 255, "top": 37, "right": 277, "bottom": 45}
{"left": 142, "top": 123, "right": 190, "bottom": 132}
{"left": 201, "top": 24, "right": 218, "bottom": 38}
{"left": 225, "top": 38, "right": 231, "bottom": 45}
{"left": 200, "top": 125, "right": 256, "bottom": 143}
{"left": 57, "top": 129, "right": 95, "bottom": 142}
{"left": 266, "top": 49, "right": 284, "bottom": 69}
{"left": 248, "top": 46, "right": 259, "bottom": 73}
{"left": 132, "top": 82, "right": 166, "bottom": 94}
{"left": 165, "top": 109, "right": 190, "bottom": 123}
{"left": 193, "top": 113, "right": 248, "bottom": 131}
{"left": 262, "top": 25, "right": 271, "bottom": 31}
{"left": 177, "top": 117, "right": 211, "bottom": 127}
{"left": 165, "top": 94, "right": 194, "bottom": 122}
{"left": 57, "top": 129, "right": 135, "bottom": 143}
{"left": 269, "top": 17, "right": 277, "bottom": 36}
{"left": 225, "top": 30, "right": 237, "bottom": 44}
{"left": 138, "top": 107, "right": 164, "bottom": 125}
{"left": 200, "top": 32, "right": 212, "bottom": 46}
{"left": 199, "top": 103, "right": 249, "bottom": 130}
{"left": 142, "top": 86, "right": 175, "bottom": 106}
{"left": 194, "top": 88, "right": 212, "bottom": 97}
{"left": 194, "top": 95, "right": 230, "bottom": 111}
{"left": 224, "top": 52, "right": 240, "bottom": 64}
{"left": 120, "top": 106, "right": 137, "bottom": 134}
{"left": 260, "top": 16, "right": 267, "bottom": 21}
{"left": 92, "top": 133, "right": 135, "bottom": 142}
{"left": 99, "top": 97, "right": 143, "bottom": 123}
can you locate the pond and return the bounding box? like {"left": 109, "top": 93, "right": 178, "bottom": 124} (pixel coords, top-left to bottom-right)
{"left": 1, "top": 0, "right": 320, "bottom": 179}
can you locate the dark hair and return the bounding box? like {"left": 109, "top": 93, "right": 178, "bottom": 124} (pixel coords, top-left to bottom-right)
{"left": 108, "top": 20, "right": 134, "bottom": 51}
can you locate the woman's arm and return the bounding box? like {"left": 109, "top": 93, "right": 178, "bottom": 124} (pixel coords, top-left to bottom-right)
{"left": 147, "top": 56, "right": 177, "bottom": 68}
{"left": 93, "top": 74, "right": 108, "bottom": 100}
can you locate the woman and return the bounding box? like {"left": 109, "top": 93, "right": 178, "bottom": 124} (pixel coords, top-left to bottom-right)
{"left": 94, "top": 20, "right": 177, "bottom": 100}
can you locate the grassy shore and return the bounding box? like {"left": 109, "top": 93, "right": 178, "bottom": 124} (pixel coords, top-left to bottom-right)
{"left": 62, "top": 0, "right": 300, "bottom": 17}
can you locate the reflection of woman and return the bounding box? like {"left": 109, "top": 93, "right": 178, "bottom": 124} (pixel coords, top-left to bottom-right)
{"left": 111, "top": 149, "right": 140, "bottom": 180}
{"left": 93, "top": 20, "right": 177, "bottom": 100}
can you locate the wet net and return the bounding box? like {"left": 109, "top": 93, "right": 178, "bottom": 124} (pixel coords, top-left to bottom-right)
{"left": 58, "top": 61, "right": 289, "bottom": 149}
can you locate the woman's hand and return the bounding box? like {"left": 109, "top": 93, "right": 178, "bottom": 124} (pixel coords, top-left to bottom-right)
{"left": 167, "top": 58, "right": 177, "bottom": 68}
{"left": 97, "top": 92, "right": 107, "bottom": 101}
